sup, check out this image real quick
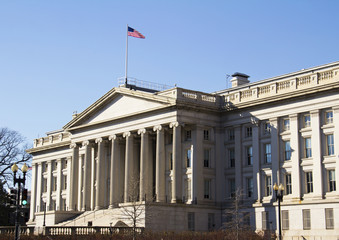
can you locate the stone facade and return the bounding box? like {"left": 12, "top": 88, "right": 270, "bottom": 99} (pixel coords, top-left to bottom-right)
{"left": 27, "top": 61, "right": 339, "bottom": 239}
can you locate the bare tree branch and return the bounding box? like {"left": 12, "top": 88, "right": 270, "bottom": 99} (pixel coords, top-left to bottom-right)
{"left": 0, "top": 128, "right": 32, "bottom": 184}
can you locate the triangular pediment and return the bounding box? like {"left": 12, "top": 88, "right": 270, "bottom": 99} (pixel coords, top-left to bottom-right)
{"left": 64, "top": 87, "right": 175, "bottom": 129}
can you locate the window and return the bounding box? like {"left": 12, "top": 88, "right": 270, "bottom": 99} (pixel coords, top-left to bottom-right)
{"left": 50, "top": 199, "right": 56, "bottom": 211}
{"left": 327, "top": 134, "right": 334, "bottom": 156}
{"left": 43, "top": 178, "right": 47, "bottom": 193}
{"left": 186, "top": 149, "right": 191, "bottom": 168}
{"left": 285, "top": 174, "right": 292, "bottom": 195}
{"left": 61, "top": 198, "right": 66, "bottom": 211}
{"left": 328, "top": 170, "right": 336, "bottom": 192}
{"left": 63, "top": 159, "right": 68, "bottom": 169}
{"left": 262, "top": 211, "right": 269, "bottom": 230}
{"left": 229, "top": 179, "right": 235, "bottom": 198}
{"left": 247, "top": 178, "right": 253, "bottom": 198}
{"left": 185, "top": 130, "right": 192, "bottom": 141}
{"left": 203, "top": 130, "right": 209, "bottom": 140}
{"left": 243, "top": 212, "right": 251, "bottom": 227}
{"left": 204, "top": 149, "right": 210, "bottom": 168}
{"left": 305, "top": 138, "right": 312, "bottom": 158}
{"left": 62, "top": 175, "right": 67, "bottom": 190}
{"left": 265, "top": 175, "right": 272, "bottom": 196}
{"left": 204, "top": 179, "right": 211, "bottom": 199}
{"left": 228, "top": 128, "right": 235, "bottom": 141}
{"left": 283, "top": 119, "right": 290, "bottom": 131}
{"left": 246, "top": 127, "right": 252, "bottom": 137}
{"left": 52, "top": 176, "right": 57, "bottom": 191}
{"left": 264, "top": 143, "right": 272, "bottom": 163}
{"left": 282, "top": 210, "right": 289, "bottom": 230}
{"left": 284, "top": 141, "right": 291, "bottom": 161}
{"left": 169, "top": 153, "right": 173, "bottom": 170}
{"left": 264, "top": 122, "right": 271, "bottom": 135}
{"left": 185, "top": 179, "right": 191, "bottom": 201}
{"left": 325, "top": 110, "right": 333, "bottom": 124}
{"left": 304, "top": 114, "right": 311, "bottom": 128}
{"left": 303, "top": 209, "right": 311, "bottom": 230}
{"left": 305, "top": 172, "right": 313, "bottom": 193}
{"left": 229, "top": 148, "right": 235, "bottom": 168}
{"left": 247, "top": 146, "right": 253, "bottom": 165}
{"left": 208, "top": 213, "right": 215, "bottom": 231}
{"left": 187, "top": 212, "right": 195, "bottom": 231}
{"left": 325, "top": 208, "right": 334, "bottom": 229}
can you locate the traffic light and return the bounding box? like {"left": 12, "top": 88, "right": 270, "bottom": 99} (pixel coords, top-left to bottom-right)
{"left": 9, "top": 189, "right": 17, "bottom": 205}
{"left": 21, "top": 188, "right": 28, "bottom": 206}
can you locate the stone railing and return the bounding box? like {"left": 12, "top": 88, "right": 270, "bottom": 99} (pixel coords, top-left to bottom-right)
{"left": 176, "top": 88, "right": 220, "bottom": 107}
{"left": 223, "top": 68, "right": 339, "bottom": 106}
{"left": 0, "top": 226, "right": 34, "bottom": 235}
{"left": 44, "top": 226, "right": 144, "bottom": 235}
{"left": 33, "top": 132, "right": 71, "bottom": 148}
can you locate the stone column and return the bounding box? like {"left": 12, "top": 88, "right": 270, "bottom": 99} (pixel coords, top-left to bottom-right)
{"left": 82, "top": 140, "right": 91, "bottom": 211}
{"left": 95, "top": 137, "right": 105, "bottom": 210}
{"left": 29, "top": 163, "right": 37, "bottom": 222}
{"left": 69, "top": 143, "right": 79, "bottom": 211}
{"left": 192, "top": 126, "right": 203, "bottom": 203}
{"left": 170, "top": 122, "right": 182, "bottom": 203}
{"left": 333, "top": 106, "right": 339, "bottom": 198}
{"left": 154, "top": 125, "right": 166, "bottom": 202}
{"left": 252, "top": 124, "right": 261, "bottom": 202}
{"left": 215, "top": 127, "right": 224, "bottom": 203}
{"left": 77, "top": 154, "right": 83, "bottom": 211}
{"left": 56, "top": 158, "right": 62, "bottom": 211}
{"left": 46, "top": 161, "right": 52, "bottom": 210}
{"left": 66, "top": 156, "right": 72, "bottom": 211}
{"left": 90, "top": 145, "right": 96, "bottom": 210}
{"left": 270, "top": 118, "right": 279, "bottom": 187}
{"left": 124, "top": 132, "right": 134, "bottom": 202}
{"left": 109, "top": 135, "right": 121, "bottom": 208}
{"left": 36, "top": 163, "right": 42, "bottom": 212}
{"left": 311, "top": 110, "right": 323, "bottom": 199}
{"left": 138, "top": 129, "right": 150, "bottom": 201}
{"left": 290, "top": 114, "right": 301, "bottom": 200}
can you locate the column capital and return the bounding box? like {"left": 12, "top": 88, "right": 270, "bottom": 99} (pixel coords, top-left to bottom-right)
{"left": 251, "top": 117, "right": 260, "bottom": 126}
{"left": 123, "top": 131, "right": 131, "bottom": 138}
{"left": 169, "top": 121, "right": 183, "bottom": 128}
{"left": 109, "top": 134, "right": 117, "bottom": 141}
{"left": 82, "top": 140, "right": 90, "bottom": 147}
{"left": 95, "top": 137, "right": 103, "bottom": 144}
{"left": 138, "top": 128, "right": 147, "bottom": 135}
{"left": 153, "top": 125, "right": 163, "bottom": 132}
{"left": 70, "top": 142, "right": 79, "bottom": 149}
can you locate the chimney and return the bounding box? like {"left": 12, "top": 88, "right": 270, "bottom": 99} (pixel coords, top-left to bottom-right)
{"left": 230, "top": 72, "right": 250, "bottom": 87}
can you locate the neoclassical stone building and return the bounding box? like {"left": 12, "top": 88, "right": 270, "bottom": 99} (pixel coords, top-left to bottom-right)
{"left": 27, "top": 61, "right": 339, "bottom": 239}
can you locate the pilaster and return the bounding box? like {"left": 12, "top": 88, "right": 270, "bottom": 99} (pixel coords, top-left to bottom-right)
{"left": 252, "top": 124, "right": 260, "bottom": 202}
{"left": 290, "top": 114, "right": 301, "bottom": 200}
{"left": 311, "top": 110, "right": 323, "bottom": 199}
{"left": 28, "top": 163, "right": 37, "bottom": 222}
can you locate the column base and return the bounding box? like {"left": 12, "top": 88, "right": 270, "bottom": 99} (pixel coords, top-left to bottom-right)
{"left": 171, "top": 198, "right": 183, "bottom": 204}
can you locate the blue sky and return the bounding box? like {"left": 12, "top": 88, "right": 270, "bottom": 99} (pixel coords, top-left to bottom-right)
{"left": 1, "top": 0, "right": 339, "bottom": 144}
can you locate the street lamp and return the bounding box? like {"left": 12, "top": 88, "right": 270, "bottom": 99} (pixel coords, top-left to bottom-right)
{"left": 273, "top": 183, "right": 284, "bottom": 240}
{"left": 11, "top": 163, "right": 28, "bottom": 240}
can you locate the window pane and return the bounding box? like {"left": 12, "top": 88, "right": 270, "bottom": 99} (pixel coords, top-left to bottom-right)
{"left": 328, "top": 170, "right": 336, "bottom": 192}
{"left": 282, "top": 210, "right": 289, "bottom": 230}
{"left": 327, "top": 135, "right": 334, "bottom": 156}
{"left": 325, "top": 208, "right": 334, "bottom": 229}
{"left": 286, "top": 174, "right": 292, "bottom": 195}
{"left": 265, "top": 144, "right": 271, "bottom": 163}
{"left": 326, "top": 111, "right": 333, "bottom": 124}
{"left": 247, "top": 146, "right": 253, "bottom": 165}
{"left": 285, "top": 141, "right": 291, "bottom": 160}
{"left": 303, "top": 209, "right": 311, "bottom": 230}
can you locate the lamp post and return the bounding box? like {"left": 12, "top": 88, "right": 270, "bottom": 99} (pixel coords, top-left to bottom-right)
{"left": 11, "top": 163, "right": 28, "bottom": 240}
{"left": 273, "top": 183, "right": 284, "bottom": 240}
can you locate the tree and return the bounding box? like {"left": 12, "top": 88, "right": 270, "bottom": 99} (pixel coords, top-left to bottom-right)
{"left": 118, "top": 176, "right": 154, "bottom": 240}
{"left": 0, "top": 128, "right": 31, "bottom": 184}
{"left": 223, "top": 188, "right": 251, "bottom": 240}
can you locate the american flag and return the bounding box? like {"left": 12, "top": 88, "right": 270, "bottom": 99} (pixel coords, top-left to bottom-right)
{"left": 128, "top": 27, "right": 145, "bottom": 39}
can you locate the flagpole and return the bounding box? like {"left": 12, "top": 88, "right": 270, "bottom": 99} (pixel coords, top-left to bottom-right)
{"left": 125, "top": 24, "right": 128, "bottom": 85}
